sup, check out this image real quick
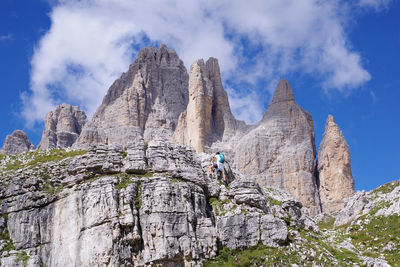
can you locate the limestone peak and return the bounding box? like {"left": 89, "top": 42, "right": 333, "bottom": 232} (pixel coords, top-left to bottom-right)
{"left": 270, "top": 78, "right": 295, "bottom": 105}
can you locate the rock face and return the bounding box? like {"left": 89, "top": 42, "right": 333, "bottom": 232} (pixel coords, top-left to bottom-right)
{"left": 38, "top": 103, "right": 88, "bottom": 149}
{"left": 173, "top": 58, "right": 245, "bottom": 153}
{"left": 0, "top": 140, "right": 313, "bottom": 267}
{"left": 1, "top": 130, "right": 34, "bottom": 155}
{"left": 233, "top": 79, "right": 321, "bottom": 215}
{"left": 317, "top": 115, "right": 355, "bottom": 213}
{"left": 74, "top": 45, "right": 189, "bottom": 149}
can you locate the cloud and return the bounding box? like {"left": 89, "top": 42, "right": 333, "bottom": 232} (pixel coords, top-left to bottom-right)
{"left": 0, "top": 34, "right": 13, "bottom": 42}
{"left": 22, "top": 0, "right": 383, "bottom": 125}
{"left": 358, "top": 0, "right": 391, "bottom": 10}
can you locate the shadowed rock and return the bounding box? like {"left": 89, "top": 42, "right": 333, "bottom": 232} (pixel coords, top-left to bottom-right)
{"left": 2, "top": 130, "right": 34, "bottom": 155}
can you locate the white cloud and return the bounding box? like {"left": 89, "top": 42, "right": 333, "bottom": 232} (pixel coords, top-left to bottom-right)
{"left": 358, "top": 0, "right": 391, "bottom": 10}
{"left": 22, "top": 0, "right": 382, "bottom": 125}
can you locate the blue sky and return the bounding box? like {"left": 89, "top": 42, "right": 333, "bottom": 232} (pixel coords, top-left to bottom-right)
{"left": 0, "top": 0, "right": 399, "bottom": 191}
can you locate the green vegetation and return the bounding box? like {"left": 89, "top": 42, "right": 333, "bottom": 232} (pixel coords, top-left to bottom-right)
{"left": 268, "top": 197, "right": 282, "bottom": 207}
{"left": 15, "top": 251, "right": 30, "bottom": 267}
{"left": 0, "top": 154, "right": 6, "bottom": 161}
{"left": 115, "top": 173, "right": 135, "bottom": 190}
{"left": 372, "top": 181, "right": 400, "bottom": 195}
{"left": 0, "top": 228, "right": 16, "bottom": 252}
{"left": 348, "top": 214, "right": 400, "bottom": 265}
{"left": 171, "top": 177, "right": 185, "bottom": 183}
{"left": 2, "top": 149, "right": 87, "bottom": 171}
{"left": 135, "top": 184, "right": 142, "bottom": 210}
{"left": 42, "top": 180, "right": 63, "bottom": 195}
{"left": 317, "top": 215, "right": 336, "bottom": 230}
{"left": 208, "top": 197, "right": 233, "bottom": 216}
{"left": 136, "top": 170, "right": 154, "bottom": 179}
{"left": 121, "top": 147, "right": 128, "bottom": 158}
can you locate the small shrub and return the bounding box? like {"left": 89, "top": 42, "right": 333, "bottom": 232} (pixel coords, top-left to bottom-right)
{"left": 15, "top": 251, "right": 30, "bottom": 267}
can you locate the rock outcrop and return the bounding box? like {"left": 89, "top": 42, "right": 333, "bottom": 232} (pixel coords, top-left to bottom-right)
{"left": 1, "top": 130, "right": 34, "bottom": 155}
{"left": 317, "top": 115, "right": 355, "bottom": 213}
{"left": 233, "top": 79, "right": 321, "bottom": 215}
{"left": 0, "top": 139, "right": 312, "bottom": 267}
{"left": 74, "top": 45, "right": 189, "bottom": 149}
{"left": 173, "top": 58, "right": 245, "bottom": 153}
{"left": 38, "top": 103, "right": 87, "bottom": 149}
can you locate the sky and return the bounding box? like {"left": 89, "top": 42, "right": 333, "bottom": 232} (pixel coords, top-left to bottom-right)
{"left": 0, "top": 0, "right": 399, "bottom": 191}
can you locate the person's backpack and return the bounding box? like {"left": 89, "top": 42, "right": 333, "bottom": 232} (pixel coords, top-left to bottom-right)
{"left": 218, "top": 153, "right": 225, "bottom": 163}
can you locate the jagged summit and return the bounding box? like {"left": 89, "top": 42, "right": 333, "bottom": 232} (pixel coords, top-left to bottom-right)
{"left": 270, "top": 78, "right": 295, "bottom": 105}
{"left": 1, "top": 130, "right": 34, "bottom": 155}
{"left": 38, "top": 103, "right": 87, "bottom": 149}
{"left": 74, "top": 44, "right": 189, "bottom": 148}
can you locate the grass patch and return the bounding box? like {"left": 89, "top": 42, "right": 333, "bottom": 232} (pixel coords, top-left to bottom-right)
{"left": 121, "top": 147, "right": 127, "bottom": 158}
{"left": 348, "top": 214, "right": 400, "bottom": 265}
{"left": 372, "top": 181, "right": 400, "bottom": 195}
{"left": 171, "top": 177, "right": 185, "bottom": 183}
{"left": 0, "top": 154, "right": 6, "bottom": 161}
{"left": 27, "top": 149, "right": 88, "bottom": 167}
{"left": 115, "top": 173, "right": 134, "bottom": 190}
{"left": 208, "top": 197, "right": 233, "bottom": 216}
{"left": 42, "top": 180, "right": 63, "bottom": 195}
{"left": 317, "top": 215, "right": 336, "bottom": 230}
{"left": 0, "top": 228, "right": 16, "bottom": 252}
{"left": 15, "top": 251, "right": 30, "bottom": 267}
{"left": 136, "top": 170, "right": 154, "bottom": 179}
{"left": 4, "top": 159, "right": 23, "bottom": 171}
{"left": 269, "top": 197, "right": 282, "bottom": 206}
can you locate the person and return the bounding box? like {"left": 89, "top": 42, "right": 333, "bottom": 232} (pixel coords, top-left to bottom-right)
{"left": 209, "top": 152, "right": 226, "bottom": 183}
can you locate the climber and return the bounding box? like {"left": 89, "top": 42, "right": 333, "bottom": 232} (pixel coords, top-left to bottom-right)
{"left": 208, "top": 152, "right": 226, "bottom": 183}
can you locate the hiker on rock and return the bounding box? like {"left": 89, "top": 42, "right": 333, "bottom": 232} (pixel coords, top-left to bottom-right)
{"left": 209, "top": 152, "right": 226, "bottom": 183}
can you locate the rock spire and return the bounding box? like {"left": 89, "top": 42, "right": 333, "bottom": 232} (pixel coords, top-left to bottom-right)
{"left": 317, "top": 115, "right": 355, "bottom": 213}
{"left": 2, "top": 130, "right": 34, "bottom": 155}
{"left": 234, "top": 79, "right": 321, "bottom": 215}
{"left": 38, "top": 103, "right": 87, "bottom": 149}
{"left": 173, "top": 58, "right": 243, "bottom": 153}
{"left": 74, "top": 45, "right": 189, "bottom": 148}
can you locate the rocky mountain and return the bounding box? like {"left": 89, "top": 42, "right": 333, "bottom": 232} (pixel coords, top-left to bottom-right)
{"left": 73, "top": 45, "right": 189, "bottom": 149}
{"left": 1, "top": 130, "right": 34, "bottom": 155}
{"left": 173, "top": 58, "right": 246, "bottom": 153}
{"left": 232, "top": 79, "right": 321, "bottom": 215}
{"left": 317, "top": 115, "right": 355, "bottom": 213}
{"left": 38, "top": 103, "right": 87, "bottom": 149}
{"left": 0, "top": 45, "right": 384, "bottom": 266}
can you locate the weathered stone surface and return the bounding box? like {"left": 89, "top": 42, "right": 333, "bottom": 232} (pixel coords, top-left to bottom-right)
{"left": 38, "top": 103, "right": 87, "bottom": 149}
{"left": 0, "top": 140, "right": 323, "bottom": 266}
{"left": 74, "top": 45, "right": 189, "bottom": 149}
{"left": 233, "top": 79, "right": 321, "bottom": 215}
{"left": 1, "top": 130, "right": 34, "bottom": 155}
{"left": 317, "top": 115, "right": 355, "bottom": 213}
{"left": 173, "top": 58, "right": 245, "bottom": 153}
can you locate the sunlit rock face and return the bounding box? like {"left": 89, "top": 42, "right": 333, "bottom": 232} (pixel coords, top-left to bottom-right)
{"left": 233, "top": 79, "right": 321, "bottom": 215}
{"left": 74, "top": 45, "right": 189, "bottom": 149}
{"left": 317, "top": 115, "right": 355, "bottom": 213}
{"left": 38, "top": 103, "right": 87, "bottom": 149}
{"left": 173, "top": 58, "right": 244, "bottom": 153}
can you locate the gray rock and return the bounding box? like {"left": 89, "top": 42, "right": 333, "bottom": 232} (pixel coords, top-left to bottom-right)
{"left": 74, "top": 45, "right": 189, "bottom": 148}
{"left": 334, "top": 191, "right": 368, "bottom": 226}
{"left": 233, "top": 79, "right": 321, "bottom": 215}
{"left": 38, "top": 103, "right": 87, "bottom": 149}
{"left": 2, "top": 130, "right": 34, "bottom": 155}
